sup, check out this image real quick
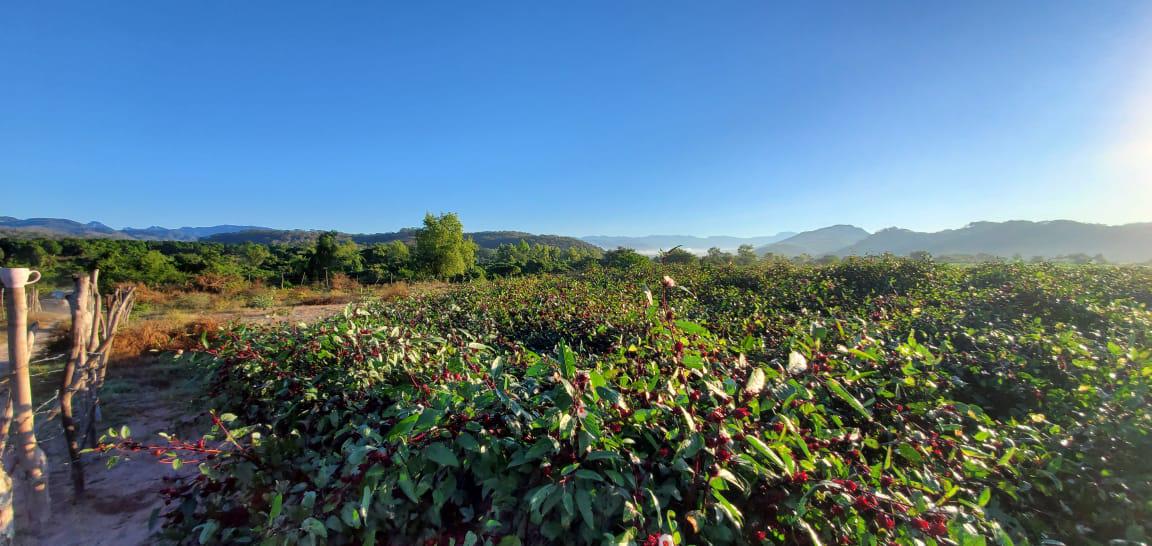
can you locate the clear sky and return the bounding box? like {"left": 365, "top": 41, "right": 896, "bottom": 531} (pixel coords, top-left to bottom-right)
{"left": 3, "top": 2, "right": 1150, "bottom": 237}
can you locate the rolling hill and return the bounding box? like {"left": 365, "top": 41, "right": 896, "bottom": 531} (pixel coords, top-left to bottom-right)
{"left": 581, "top": 233, "right": 795, "bottom": 255}
{"left": 838, "top": 221, "right": 1152, "bottom": 262}
{"left": 0, "top": 217, "right": 263, "bottom": 241}
{"left": 755, "top": 225, "right": 871, "bottom": 257}
{"left": 205, "top": 228, "right": 599, "bottom": 251}
{"left": 0, "top": 217, "right": 597, "bottom": 251}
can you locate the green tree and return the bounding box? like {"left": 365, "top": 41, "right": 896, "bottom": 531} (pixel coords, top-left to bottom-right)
{"left": 306, "top": 231, "right": 363, "bottom": 284}
{"left": 362, "top": 240, "right": 413, "bottom": 282}
{"left": 139, "top": 250, "right": 183, "bottom": 284}
{"left": 602, "top": 247, "right": 649, "bottom": 269}
{"left": 703, "top": 247, "right": 733, "bottom": 265}
{"left": 414, "top": 213, "right": 477, "bottom": 280}
{"left": 736, "top": 244, "right": 758, "bottom": 266}
{"left": 659, "top": 247, "right": 697, "bottom": 265}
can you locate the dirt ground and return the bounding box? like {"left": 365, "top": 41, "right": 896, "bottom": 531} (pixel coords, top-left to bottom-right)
{"left": 36, "top": 359, "right": 197, "bottom": 546}
{"left": 1, "top": 297, "right": 352, "bottom": 545}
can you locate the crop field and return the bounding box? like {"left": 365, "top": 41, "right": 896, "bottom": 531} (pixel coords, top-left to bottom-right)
{"left": 146, "top": 259, "right": 1152, "bottom": 546}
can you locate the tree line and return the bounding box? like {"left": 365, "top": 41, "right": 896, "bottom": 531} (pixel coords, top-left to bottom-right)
{"left": 0, "top": 213, "right": 617, "bottom": 289}
{"left": 5, "top": 212, "right": 1124, "bottom": 291}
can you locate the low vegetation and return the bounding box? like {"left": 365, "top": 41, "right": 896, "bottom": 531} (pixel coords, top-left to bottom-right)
{"left": 113, "top": 258, "right": 1150, "bottom": 545}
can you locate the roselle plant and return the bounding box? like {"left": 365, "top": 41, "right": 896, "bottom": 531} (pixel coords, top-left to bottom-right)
{"left": 107, "top": 260, "right": 1151, "bottom": 545}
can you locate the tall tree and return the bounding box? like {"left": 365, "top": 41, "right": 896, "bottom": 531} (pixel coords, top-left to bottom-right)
{"left": 659, "top": 247, "right": 698, "bottom": 265}
{"left": 414, "top": 213, "right": 477, "bottom": 279}
{"left": 736, "top": 244, "right": 758, "bottom": 266}
{"left": 602, "top": 247, "right": 649, "bottom": 269}
{"left": 703, "top": 247, "right": 734, "bottom": 265}
{"left": 305, "top": 231, "right": 362, "bottom": 283}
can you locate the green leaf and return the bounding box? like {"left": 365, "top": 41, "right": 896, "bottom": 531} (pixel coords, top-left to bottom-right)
{"left": 978, "top": 487, "right": 991, "bottom": 507}
{"left": 898, "top": 443, "right": 922, "bottom": 464}
{"left": 386, "top": 413, "right": 420, "bottom": 440}
{"left": 585, "top": 450, "right": 622, "bottom": 462}
{"left": 398, "top": 473, "right": 419, "bottom": 502}
{"left": 197, "top": 520, "right": 219, "bottom": 544}
{"left": 520, "top": 437, "right": 557, "bottom": 464}
{"left": 574, "top": 469, "right": 604, "bottom": 482}
{"left": 528, "top": 484, "right": 556, "bottom": 515}
{"left": 746, "top": 436, "right": 787, "bottom": 472}
{"left": 340, "top": 502, "right": 362, "bottom": 529}
{"left": 674, "top": 320, "right": 710, "bottom": 336}
{"left": 711, "top": 490, "right": 743, "bottom": 527}
{"left": 424, "top": 442, "right": 460, "bottom": 468}
{"left": 576, "top": 487, "right": 595, "bottom": 529}
{"left": 998, "top": 447, "right": 1017, "bottom": 467}
{"left": 301, "top": 517, "right": 328, "bottom": 538}
{"left": 825, "top": 377, "right": 871, "bottom": 419}
{"left": 267, "top": 493, "right": 283, "bottom": 525}
{"left": 558, "top": 342, "right": 577, "bottom": 379}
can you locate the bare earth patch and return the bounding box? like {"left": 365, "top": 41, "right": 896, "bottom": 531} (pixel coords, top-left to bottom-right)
{"left": 36, "top": 360, "right": 197, "bottom": 546}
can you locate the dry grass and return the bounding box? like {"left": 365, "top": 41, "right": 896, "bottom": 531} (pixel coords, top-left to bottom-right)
{"left": 297, "top": 291, "right": 357, "bottom": 306}
{"left": 111, "top": 316, "right": 222, "bottom": 360}
{"left": 107, "top": 282, "right": 413, "bottom": 359}
{"left": 6, "top": 281, "right": 418, "bottom": 365}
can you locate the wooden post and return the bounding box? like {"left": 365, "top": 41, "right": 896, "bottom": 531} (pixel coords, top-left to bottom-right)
{"left": 60, "top": 273, "right": 91, "bottom": 497}
{"left": 1, "top": 267, "right": 50, "bottom": 536}
{"left": 75, "top": 279, "right": 134, "bottom": 451}
{"left": 0, "top": 291, "right": 13, "bottom": 546}
{"left": 25, "top": 287, "right": 41, "bottom": 315}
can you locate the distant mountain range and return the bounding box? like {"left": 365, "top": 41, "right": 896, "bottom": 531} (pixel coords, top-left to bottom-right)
{"left": 0, "top": 217, "right": 265, "bottom": 241}
{"left": 0, "top": 217, "right": 599, "bottom": 252}
{"left": 753, "top": 221, "right": 1152, "bottom": 263}
{"left": 581, "top": 234, "right": 796, "bottom": 255}
{"left": 835, "top": 221, "right": 1152, "bottom": 263}
{"left": 204, "top": 228, "right": 600, "bottom": 251}
{"left": 2, "top": 216, "right": 1150, "bottom": 262}
{"left": 755, "top": 225, "right": 870, "bottom": 257}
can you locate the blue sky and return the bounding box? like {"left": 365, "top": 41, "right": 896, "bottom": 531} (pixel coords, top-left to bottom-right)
{"left": 3, "top": 2, "right": 1150, "bottom": 236}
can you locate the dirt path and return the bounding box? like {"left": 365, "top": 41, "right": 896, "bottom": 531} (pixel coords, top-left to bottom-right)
{"left": 36, "top": 359, "right": 196, "bottom": 546}
{"left": 0, "top": 298, "right": 70, "bottom": 366}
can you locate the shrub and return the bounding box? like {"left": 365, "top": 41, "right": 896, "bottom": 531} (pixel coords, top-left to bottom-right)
{"left": 119, "top": 260, "right": 1152, "bottom": 546}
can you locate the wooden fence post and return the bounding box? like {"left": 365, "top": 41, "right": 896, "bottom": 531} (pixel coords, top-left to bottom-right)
{"left": 1, "top": 267, "right": 50, "bottom": 537}
{"left": 82, "top": 283, "right": 135, "bottom": 449}
{"left": 60, "top": 273, "right": 91, "bottom": 496}
{"left": 0, "top": 288, "right": 12, "bottom": 546}
{"left": 25, "top": 287, "right": 41, "bottom": 315}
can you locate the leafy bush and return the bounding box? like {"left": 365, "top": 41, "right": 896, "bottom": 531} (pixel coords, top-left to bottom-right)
{"left": 128, "top": 261, "right": 1152, "bottom": 545}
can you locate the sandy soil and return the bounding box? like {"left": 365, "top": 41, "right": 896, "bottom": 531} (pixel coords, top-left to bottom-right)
{"left": 203, "top": 302, "right": 352, "bottom": 326}
{"left": 0, "top": 298, "right": 71, "bottom": 366}
{"left": 36, "top": 362, "right": 194, "bottom": 546}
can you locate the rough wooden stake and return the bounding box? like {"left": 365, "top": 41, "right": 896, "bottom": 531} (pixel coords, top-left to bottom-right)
{"left": 61, "top": 273, "right": 91, "bottom": 497}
